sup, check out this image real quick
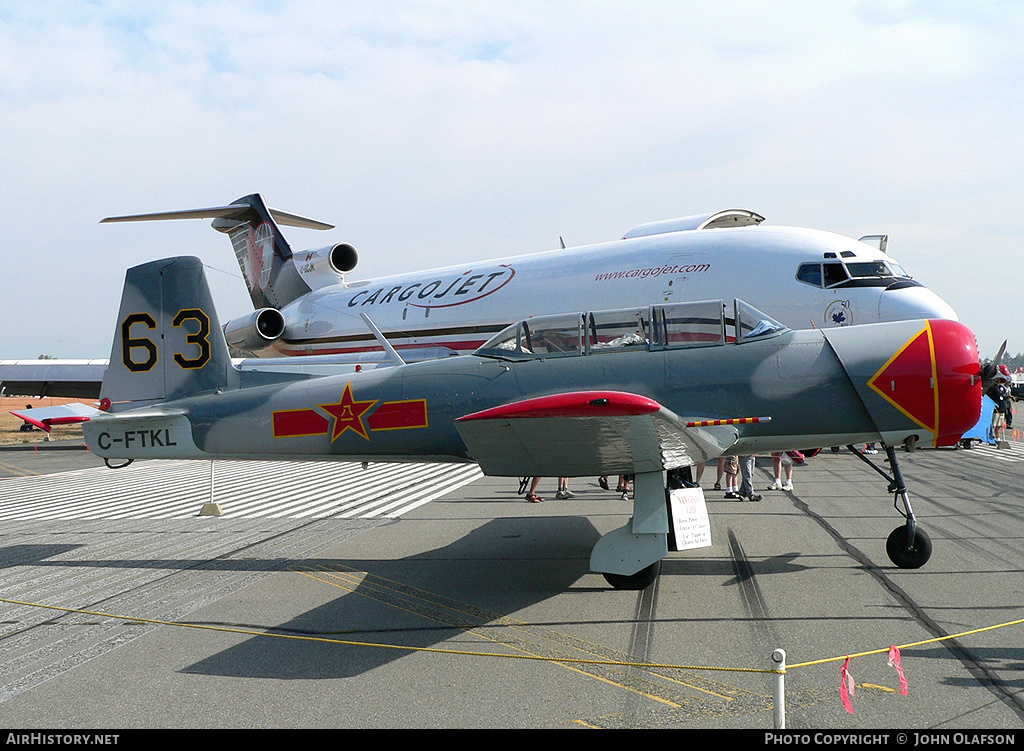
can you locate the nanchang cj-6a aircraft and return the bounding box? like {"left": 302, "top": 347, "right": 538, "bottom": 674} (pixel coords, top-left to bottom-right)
{"left": 80, "top": 255, "right": 983, "bottom": 590}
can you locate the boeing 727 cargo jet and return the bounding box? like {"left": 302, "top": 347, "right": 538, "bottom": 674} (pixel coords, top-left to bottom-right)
{"left": 1, "top": 194, "right": 957, "bottom": 397}
{"left": 100, "top": 194, "right": 956, "bottom": 360}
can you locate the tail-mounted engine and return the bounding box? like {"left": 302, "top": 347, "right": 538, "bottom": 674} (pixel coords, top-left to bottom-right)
{"left": 293, "top": 243, "right": 359, "bottom": 290}
{"left": 223, "top": 308, "right": 287, "bottom": 353}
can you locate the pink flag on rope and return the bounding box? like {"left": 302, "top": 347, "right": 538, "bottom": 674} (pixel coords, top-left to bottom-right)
{"left": 840, "top": 656, "right": 856, "bottom": 714}
{"left": 889, "top": 645, "right": 908, "bottom": 695}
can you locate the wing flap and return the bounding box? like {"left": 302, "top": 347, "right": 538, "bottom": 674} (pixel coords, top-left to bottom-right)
{"left": 454, "top": 391, "right": 744, "bottom": 477}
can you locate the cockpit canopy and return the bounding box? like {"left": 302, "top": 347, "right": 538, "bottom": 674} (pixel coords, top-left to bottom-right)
{"left": 476, "top": 299, "right": 788, "bottom": 361}
{"left": 796, "top": 258, "right": 917, "bottom": 289}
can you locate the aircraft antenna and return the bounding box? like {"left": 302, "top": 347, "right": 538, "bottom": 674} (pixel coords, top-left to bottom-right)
{"left": 360, "top": 313, "right": 406, "bottom": 367}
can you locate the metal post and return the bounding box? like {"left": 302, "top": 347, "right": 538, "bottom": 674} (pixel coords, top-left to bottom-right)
{"left": 199, "top": 459, "right": 223, "bottom": 516}
{"left": 772, "top": 648, "right": 786, "bottom": 729}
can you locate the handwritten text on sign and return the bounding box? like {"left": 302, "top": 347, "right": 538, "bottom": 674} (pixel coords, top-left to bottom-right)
{"left": 668, "top": 487, "right": 712, "bottom": 551}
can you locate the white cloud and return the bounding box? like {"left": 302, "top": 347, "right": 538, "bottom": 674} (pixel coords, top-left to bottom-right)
{"left": 0, "top": 0, "right": 1022, "bottom": 358}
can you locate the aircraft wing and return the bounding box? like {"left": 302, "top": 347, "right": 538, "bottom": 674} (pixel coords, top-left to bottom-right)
{"left": 0, "top": 360, "right": 108, "bottom": 398}
{"left": 454, "top": 390, "right": 760, "bottom": 477}
{"left": 1, "top": 349, "right": 461, "bottom": 398}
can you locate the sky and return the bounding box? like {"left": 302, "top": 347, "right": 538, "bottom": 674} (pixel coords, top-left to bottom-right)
{"left": 1, "top": 0, "right": 1022, "bottom": 360}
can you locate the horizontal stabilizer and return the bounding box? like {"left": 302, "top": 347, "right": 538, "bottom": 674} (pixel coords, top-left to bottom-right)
{"left": 103, "top": 194, "right": 333, "bottom": 309}
{"left": 454, "top": 391, "right": 741, "bottom": 477}
{"left": 10, "top": 402, "right": 102, "bottom": 432}
{"left": 102, "top": 204, "right": 334, "bottom": 230}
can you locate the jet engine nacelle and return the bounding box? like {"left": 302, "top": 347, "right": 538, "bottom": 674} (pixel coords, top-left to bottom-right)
{"left": 223, "top": 308, "right": 287, "bottom": 352}
{"left": 293, "top": 243, "right": 359, "bottom": 290}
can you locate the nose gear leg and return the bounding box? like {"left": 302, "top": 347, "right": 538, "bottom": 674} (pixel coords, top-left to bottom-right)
{"left": 847, "top": 443, "right": 933, "bottom": 569}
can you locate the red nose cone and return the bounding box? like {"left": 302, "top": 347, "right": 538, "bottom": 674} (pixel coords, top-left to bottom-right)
{"left": 869, "top": 320, "right": 982, "bottom": 447}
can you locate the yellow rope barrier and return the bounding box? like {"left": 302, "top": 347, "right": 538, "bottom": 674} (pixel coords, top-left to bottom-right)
{"left": 787, "top": 616, "right": 1024, "bottom": 671}
{"left": 4, "top": 595, "right": 1022, "bottom": 679}
{"left": 0, "top": 596, "right": 772, "bottom": 673}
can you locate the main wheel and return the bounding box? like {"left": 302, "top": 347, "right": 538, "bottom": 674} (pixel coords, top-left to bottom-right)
{"left": 603, "top": 560, "right": 662, "bottom": 590}
{"left": 886, "top": 526, "right": 932, "bottom": 569}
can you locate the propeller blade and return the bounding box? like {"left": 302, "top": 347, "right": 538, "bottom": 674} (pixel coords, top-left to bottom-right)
{"left": 981, "top": 340, "right": 1009, "bottom": 391}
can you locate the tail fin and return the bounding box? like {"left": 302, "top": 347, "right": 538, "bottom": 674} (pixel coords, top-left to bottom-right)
{"left": 211, "top": 194, "right": 312, "bottom": 309}
{"left": 101, "top": 193, "right": 334, "bottom": 309}
{"left": 100, "top": 257, "right": 239, "bottom": 410}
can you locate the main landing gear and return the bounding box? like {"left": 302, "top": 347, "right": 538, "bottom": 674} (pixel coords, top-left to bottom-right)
{"left": 848, "top": 443, "right": 932, "bottom": 569}
{"left": 591, "top": 471, "right": 670, "bottom": 590}
{"left": 602, "top": 560, "right": 663, "bottom": 591}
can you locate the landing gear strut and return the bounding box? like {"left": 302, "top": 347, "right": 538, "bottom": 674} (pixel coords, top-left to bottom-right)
{"left": 848, "top": 443, "right": 932, "bottom": 569}
{"left": 591, "top": 471, "right": 669, "bottom": 590}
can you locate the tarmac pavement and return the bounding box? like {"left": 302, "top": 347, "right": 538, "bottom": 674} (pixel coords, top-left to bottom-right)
{"left": 0, "top": 441, "right": 1022, "bottom": 730}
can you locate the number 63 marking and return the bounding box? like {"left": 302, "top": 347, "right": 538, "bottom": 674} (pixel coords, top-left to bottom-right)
{"left": 121, "top": 308, "right": 212, "bottom": 372}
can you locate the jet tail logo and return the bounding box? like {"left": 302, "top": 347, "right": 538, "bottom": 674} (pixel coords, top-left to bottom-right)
{"left": 244, "top": 223, "right": 275, "bottom": 292}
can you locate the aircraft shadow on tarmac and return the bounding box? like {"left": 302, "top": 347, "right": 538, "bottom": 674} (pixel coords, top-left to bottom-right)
{"left": 0, "top": 518, "right": 811, "bottom": 681}
{"left": 661, "top": 549, "right": 807, "bottom": 587}
{"left": 897, "top": 646, "right": 1024, "bottom": 690}
{"left": 174, "top": 520, "right": 810, "bottom": 681}
{"left": 179, "top": 516, "right": 602, "bottom": 679}
{"left": 0, "top": 544, "right": 87, "bottom": 567}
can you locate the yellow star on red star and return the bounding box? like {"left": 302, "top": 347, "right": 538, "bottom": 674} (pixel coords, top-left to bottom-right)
{"left": 318, "top": 382, "right": 378, "bottom": 442}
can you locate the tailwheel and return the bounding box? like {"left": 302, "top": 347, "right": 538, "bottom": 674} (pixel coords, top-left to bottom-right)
{"left": 886, "top": 526, "right": 932, "bottom": 569}
{"left": 603, "top": 560, "right": 661, "bottom": 590}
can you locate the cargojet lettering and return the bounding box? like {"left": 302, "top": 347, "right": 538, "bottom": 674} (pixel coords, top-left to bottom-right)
{"left": 347, "top": 266, "right": 514, "bottom": 310}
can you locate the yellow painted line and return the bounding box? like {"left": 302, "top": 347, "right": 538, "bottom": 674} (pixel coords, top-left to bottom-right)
{"left": 652, "top": 671, "right": 737, "bottom": 701}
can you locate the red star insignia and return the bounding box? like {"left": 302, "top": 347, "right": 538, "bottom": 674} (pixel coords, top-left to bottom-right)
{"left": 318, "top": 382, "right": 378, "bottom": 442}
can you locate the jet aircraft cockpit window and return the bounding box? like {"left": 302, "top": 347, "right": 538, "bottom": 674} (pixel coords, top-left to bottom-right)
{"left": 799, "top": 259, "right": 911, "bottom": 290}
{"left": 796, "top": 263, "right": 823, "bottom": 288}
{"left": 476, "top": 300, "right": 783, "bottom": 360}
{"left": 888, "top": 260, "right": 910, "bottom": 278}
{"left": 652, "top": 300, "right": 726, "bottom": 349}
{"left": 587, "top": 308, "right": 649, "bottom": 353}
{"left": 846, "top": 260, "right": 911, "bottom": 279}
{"left": 846, "top": 261, "right": 891, "bottom": 278}
{"left": 822, "top": 263, "right": 849, "bottom": 288}
{"left": 477, "top": 322, "right": 526, "bottom": 358}
{"left": 734, "top": 300, "right": 788, "bottom": 342}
